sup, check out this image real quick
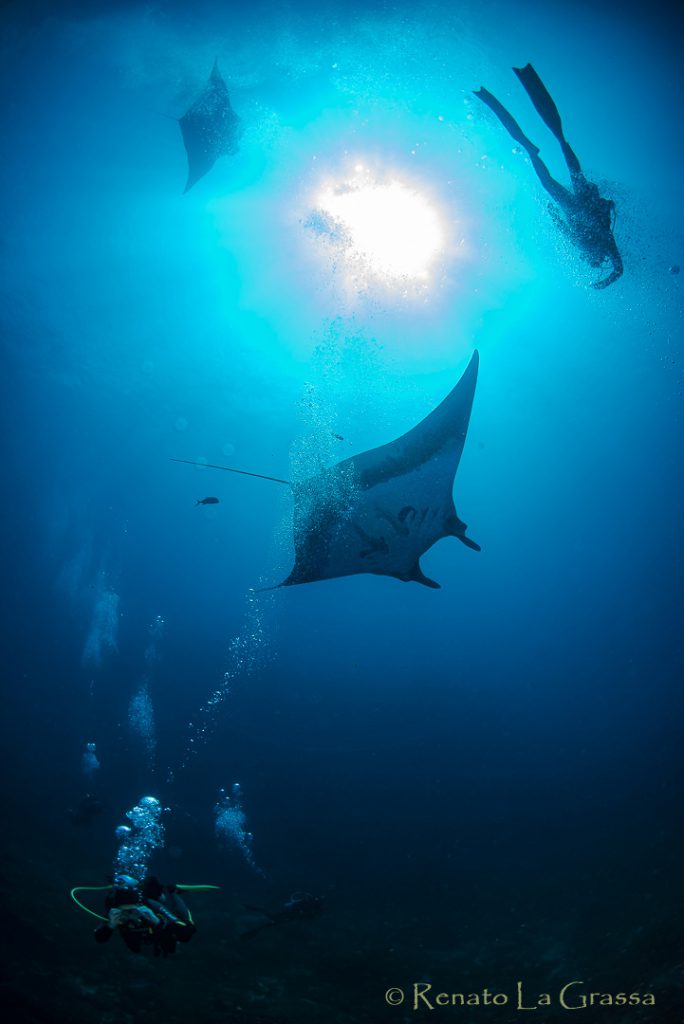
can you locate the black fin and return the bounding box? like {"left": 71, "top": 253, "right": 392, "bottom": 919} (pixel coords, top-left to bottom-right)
{"left": 474, "top": 86, "right": 540, "bottom": 156}
{"left": 409, "top": 563, "right": 441, "bottom": 589}
{"left": 513, "top": 63, "right": 565, "bottom": 142}
{"left": 446, "top": 513, "right": 481, "bottom": 552}
{"left": 459, "top": 535, "right": 481, "bottom": 552}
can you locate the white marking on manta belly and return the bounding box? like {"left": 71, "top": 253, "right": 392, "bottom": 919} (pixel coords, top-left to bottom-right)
{"left": 339, "top": 503, "right": 446, "bottom": 575}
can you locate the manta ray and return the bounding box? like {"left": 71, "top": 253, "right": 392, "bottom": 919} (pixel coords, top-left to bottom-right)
{"left": 179, "top": 60, "right": 242, "bottom": 193}
{"left": 172, "top": 351, "right": 480, "bottom": 589}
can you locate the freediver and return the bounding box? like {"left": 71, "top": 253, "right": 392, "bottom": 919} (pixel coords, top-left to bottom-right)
{"left": 92, "top": 874, "right": 197, "bottom": 957}
{"left": 474, "top": 63, "right": 623, "bottom": 289}
{"left": 240, "top": 891, "right": 324, "bottom": 940}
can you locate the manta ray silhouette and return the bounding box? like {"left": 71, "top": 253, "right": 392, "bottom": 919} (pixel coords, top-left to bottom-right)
{"left": 179, "top": 60, "right": 242, "bottom": 193}
{"left": 172, "top": 351, "right": 480, "bottom": 589}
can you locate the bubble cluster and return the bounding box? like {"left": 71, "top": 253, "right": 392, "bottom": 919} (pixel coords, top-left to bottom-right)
{"left": 81, "top": 589, "right": 120, "bottom": 669}
{"left": 179, "top": 588, "right": 271, "bottom": 769}
{"left": 128, "top": 684, "right": 156, "bottom": 762}
{"left": 128, "top": 616, "right": 165, "bottom": 767}
{"left": 81, "top": 741, "right": 100, "bottom": 778}
{"left": 214, "top": 784, "right": 263, "bottom": 875}
{"left": 145, "top": 614, "right": 165, "bottom": 665}
{"left": 287, "top": 324, "right": 372, "bottom": 544}
{"left": 313, "top": 170, "right": 445, "bottom": 284}
{"left": 57, "top": 540, "right": 93, "bottom": 603}
{"left": 114, "top": 795, "right": 165, "bottom": 881}
{"left": 289, "top": 320, "right": 381, "bottom": 473}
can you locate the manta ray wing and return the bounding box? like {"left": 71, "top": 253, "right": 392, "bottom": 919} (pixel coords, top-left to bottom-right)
{"left": 279, "top": 350, "right": 480, "bottom": 589}
{"left": 179, "top": 60, "right": 242, "bottom": 193}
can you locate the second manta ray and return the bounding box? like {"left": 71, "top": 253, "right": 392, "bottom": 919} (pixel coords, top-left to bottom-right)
{"left": 178, "top": 60, "right": 242, "bottom": 193}
{"left": 172, "top": 351, "right": 480, "bottom": 589}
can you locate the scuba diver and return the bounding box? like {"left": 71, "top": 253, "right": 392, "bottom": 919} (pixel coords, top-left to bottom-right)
{"left": 93, "top": 875, "right": 196, "bottom": 956}
{"left": 86, "top": 875, "right": 199, "bottom": 957}
{"left": 475, "top": 63, "right": 623, "bottom": 290}
{"left": 240, "top": 891, "right": 324, "bottom": 940}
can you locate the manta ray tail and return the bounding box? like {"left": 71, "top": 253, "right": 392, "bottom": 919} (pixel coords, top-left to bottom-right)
{"left": 170, "top": 458, "right": 290, "bottom": 485}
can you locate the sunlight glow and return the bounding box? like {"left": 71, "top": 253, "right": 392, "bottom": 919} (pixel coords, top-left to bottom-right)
{"left": 314, "top": 167, "right": 445, "bottom": 282}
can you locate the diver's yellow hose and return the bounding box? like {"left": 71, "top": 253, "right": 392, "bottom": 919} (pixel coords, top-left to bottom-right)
{"left": 70, "top": 886, "right": 110, "bottom": 922}
{"left": 176, "top": 884, "right": 221, "bottom": 892}
{"left": 70, "top": 883, "right": 220, "bottom": 921}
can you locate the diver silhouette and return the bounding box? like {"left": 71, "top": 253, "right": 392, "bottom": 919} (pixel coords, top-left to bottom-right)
{"left": 92, "top": 875, "right": 196, "bottom": 956}
{"left": 71, "top": 875, "right": 220, "bottom": 958}
{"left": 475, "top": 63, "right": 623, "bottom": 289}
{"left": 240, "top": 892, "right": 324, "bottom": 940}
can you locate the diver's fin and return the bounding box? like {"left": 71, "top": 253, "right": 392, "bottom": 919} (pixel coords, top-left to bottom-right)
{"left": 473, "top": 87, "right": 540, "bottom": 156}
{"left": 408, "top": 563, "right": 441, "bottom": 589}
{"left": 513, "top": 64, "right": 565, "bottom": 142}
{"left": 240, "top": 921, "right": 276, "bottom": 940}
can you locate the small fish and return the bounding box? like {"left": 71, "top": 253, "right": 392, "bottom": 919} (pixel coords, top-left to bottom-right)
{"left": 195, "top": 496, "right": 220, "bottom": 506}
{"left": 331, "top": 432, "right": 344, "bottom": 441}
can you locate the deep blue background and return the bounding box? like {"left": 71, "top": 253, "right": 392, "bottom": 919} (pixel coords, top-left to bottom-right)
{"left": 1, "top": 0, "right": 682, "bottom": 1021}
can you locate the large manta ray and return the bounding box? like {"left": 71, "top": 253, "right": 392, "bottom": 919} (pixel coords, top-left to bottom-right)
{"left": 172, "top": 350, "right": 480, "bottom": 589}
{"left": 179, "top": 60, "right": 242, "bottom": 193}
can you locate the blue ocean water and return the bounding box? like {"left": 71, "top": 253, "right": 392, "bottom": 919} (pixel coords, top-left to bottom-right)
{"left": 1, "top": 0, "right": 682, "bottom": 1021}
